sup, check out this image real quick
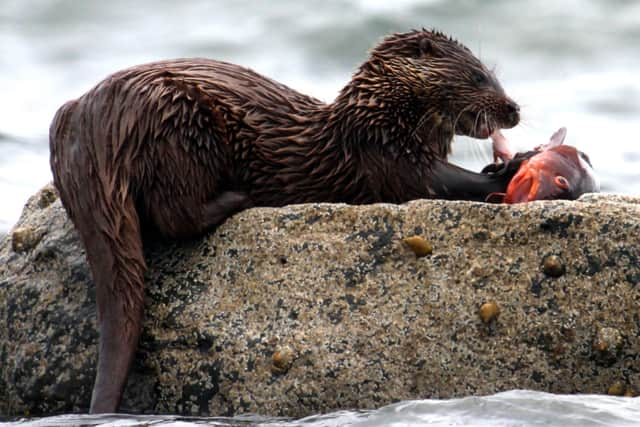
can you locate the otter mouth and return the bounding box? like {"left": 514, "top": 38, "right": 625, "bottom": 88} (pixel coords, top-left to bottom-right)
{"left": 454, "top": 111, "right": 496, "bottom": 139}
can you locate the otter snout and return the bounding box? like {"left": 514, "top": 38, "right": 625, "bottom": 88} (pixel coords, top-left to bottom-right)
{"left": 502, "top": 98, "right": 520, "bottom": 128}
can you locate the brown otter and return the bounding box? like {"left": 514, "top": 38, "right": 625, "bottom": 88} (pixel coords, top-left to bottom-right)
{"left": 49, "top": 29, "right": 520, "bottom": 413}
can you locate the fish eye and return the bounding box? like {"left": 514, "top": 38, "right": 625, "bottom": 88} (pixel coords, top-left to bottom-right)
{"left": 554, "top": 176, "right": 570, "bottom": 189}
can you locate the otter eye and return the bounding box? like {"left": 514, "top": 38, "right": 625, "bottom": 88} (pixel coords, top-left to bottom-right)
{"left": 554, "top": 176, "right": 570, "bottom": 189}
{"left": 472, "top": 71, "right": 488, "bottom": 86}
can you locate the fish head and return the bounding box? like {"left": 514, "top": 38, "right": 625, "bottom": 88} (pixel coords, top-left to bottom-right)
{"left": 504, "top": 145, "right": 600, "bottom": 203}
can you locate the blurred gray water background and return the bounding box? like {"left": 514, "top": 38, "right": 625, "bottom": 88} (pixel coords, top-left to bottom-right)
{"left": 1, "top": 2, "right": 640, "bottom": 424}
{"left": 1, "top": 0, "right": 640, "bottom": 231}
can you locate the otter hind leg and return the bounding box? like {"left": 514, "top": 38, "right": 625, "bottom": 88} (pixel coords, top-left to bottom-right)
{"left": 202, "top": 191, "right": 253, "bottom": 229}
{"left": 86, "top": 189, "right": 250, "bottom": 412}
{"left": 147, "top": 190, "right": 253, "bottom": 239}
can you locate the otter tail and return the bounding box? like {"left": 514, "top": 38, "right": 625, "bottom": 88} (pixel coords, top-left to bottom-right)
{"left": 50, "top": 98, "right": 146, "bottom": 413}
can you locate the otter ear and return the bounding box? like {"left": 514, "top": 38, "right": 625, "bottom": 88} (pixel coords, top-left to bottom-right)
{"left": 418, "top": 38, "right": 441, "bottom": 57}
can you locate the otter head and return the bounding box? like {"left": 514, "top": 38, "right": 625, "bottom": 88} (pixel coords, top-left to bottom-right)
{"left": 366, "top": 29, "right": 520, "bottom": 141}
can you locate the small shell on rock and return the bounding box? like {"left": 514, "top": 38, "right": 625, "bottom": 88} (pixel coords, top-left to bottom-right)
{"left": 542, "top": 255, "right": 565, "bottom": 277}
{"left": 403, "top": 236, "right": 433, "bottom": 257}
{"left": 593, "top": 327, "right": 623, "bottom": 366}
{"left": 479, "top": 301, "right": 500, "bottom": 323}
{"left": 593, "top": 327, "right": 623, "bottom": 353}
{"left": 271, "top": 346, "right": 294, "bottom": 374}
{"left": 607, "top": 382, "right": 625, "bottom": 396}
{"left": 37, "top": 186, "right": 58, "bottom": 209}
{"left": 11, "top": 227, "right": 42, "bottom": 253}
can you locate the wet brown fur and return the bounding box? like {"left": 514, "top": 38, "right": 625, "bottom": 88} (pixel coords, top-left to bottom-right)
{"left": 49, "top": 29, "right": 519, "bottom": 413}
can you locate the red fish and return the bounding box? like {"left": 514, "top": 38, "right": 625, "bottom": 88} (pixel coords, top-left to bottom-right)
{"left": 487, "top": 128, "right": 600, "bottom": 203}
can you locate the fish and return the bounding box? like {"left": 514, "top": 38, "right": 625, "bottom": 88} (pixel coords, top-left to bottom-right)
{"left": 486, "top": 127, "right": 600, "bottom": 203}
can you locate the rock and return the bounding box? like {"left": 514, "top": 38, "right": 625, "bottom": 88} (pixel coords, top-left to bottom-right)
{"left": 1, "top": 187, "right": 639, "bottom": 417}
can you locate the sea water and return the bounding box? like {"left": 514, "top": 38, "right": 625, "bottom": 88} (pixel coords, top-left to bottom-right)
{"left": 1, "top": 0, "right": 639, "bottom": 231}
{"left": 2, "top": 391, "right": 640, "bottom": 426}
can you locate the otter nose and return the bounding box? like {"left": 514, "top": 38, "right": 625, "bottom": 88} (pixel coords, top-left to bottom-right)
{"left": 504, "top": 99, "right": 520, "bottom": 127}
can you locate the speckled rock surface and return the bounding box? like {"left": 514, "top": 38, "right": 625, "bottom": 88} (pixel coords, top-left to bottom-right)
{"left": 1, "top": 185, "right": 639, "bottom": 416}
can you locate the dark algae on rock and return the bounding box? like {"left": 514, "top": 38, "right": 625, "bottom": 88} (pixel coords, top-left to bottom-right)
{"left": 1, "top": 186, "right": 639, "bottom": 416}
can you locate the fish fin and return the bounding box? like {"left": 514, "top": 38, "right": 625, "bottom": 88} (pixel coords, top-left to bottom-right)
{"left": 547, "top": 127, "right": 567, "bottom": 148}
{"left": 533, "top": 127, "right": 568, "bottom": 151}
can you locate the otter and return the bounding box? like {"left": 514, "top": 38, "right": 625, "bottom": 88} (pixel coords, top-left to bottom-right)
{"left": 49, "top": 29, "right": 521, "bottom": 413}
